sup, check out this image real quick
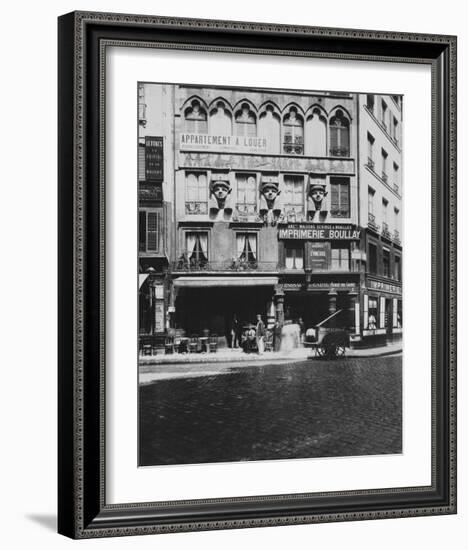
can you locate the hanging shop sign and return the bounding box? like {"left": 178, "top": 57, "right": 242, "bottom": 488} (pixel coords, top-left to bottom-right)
{"left": 283, "top": 281, "right": 357, "bottom": 291}
{"left": 278, "top": 223, "right": 361, "bottom": 240}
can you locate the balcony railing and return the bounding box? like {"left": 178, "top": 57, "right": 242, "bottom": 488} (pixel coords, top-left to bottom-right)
{"left": 381, "top": 171, "right": 388, "bottom": 183}
{"left": 283, "top": 135, "right": 304, "bottom": 155}
{"left": 329, "top": 147, "right": 350, "bottom": 157}
{"left": 236, "top": 203, "right": 257, "bottom": 215}
{"left": 368, "top": 213, "right": 380, "bottom": 231}
{"left": 382, "top": 222, "right": 391, "bottom": 239}
{"left": 185, "top": 201, "right": 208, "bottom": 214}
{"left": 366, "top": 157, "right": 375, "bottom": 170}
{"left": 172, "top": 259, "right": 279, "bottom": 272}
{"left": 393, "top": 230, "right": 401, "bottom": 244}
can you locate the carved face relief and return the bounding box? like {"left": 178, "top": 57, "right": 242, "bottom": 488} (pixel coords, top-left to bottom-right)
{"left": 211, "top": 180, "right": 231, "bottom": 207}
{"left": 261, "top": 183, "right": 280, "bottom": 208}
{"left": 308, "top": 184, "right": 328, "bottom": 211}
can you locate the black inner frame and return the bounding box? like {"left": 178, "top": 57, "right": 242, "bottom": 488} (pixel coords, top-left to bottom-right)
{"left": 58, "top": 12, "right": 455, "bottom": 538}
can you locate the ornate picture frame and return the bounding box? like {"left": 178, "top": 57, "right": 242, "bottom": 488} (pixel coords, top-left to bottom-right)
{"left": 58, "top": 11, "right": 456, "bottom": 538}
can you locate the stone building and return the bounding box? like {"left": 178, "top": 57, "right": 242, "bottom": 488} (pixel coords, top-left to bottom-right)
{"left": 138, "top": 83, "right": 402, "bottom": 347}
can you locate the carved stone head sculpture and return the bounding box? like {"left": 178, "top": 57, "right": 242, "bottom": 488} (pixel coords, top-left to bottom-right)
{"left": 210, "top": 178, "right": 232, "bottom": 209}
{"left": 308, "top": 182, "right": 328, "bottom": 211}
{"left": 260, "top": 180, "right": 281, "bottom": 209}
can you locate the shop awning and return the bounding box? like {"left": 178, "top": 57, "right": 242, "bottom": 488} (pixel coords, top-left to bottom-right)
{"left": 173, "top": 276, "right": 278, "bottom": 288}
{"left": 139, "top": 274, "right": 150, "bottom": 289}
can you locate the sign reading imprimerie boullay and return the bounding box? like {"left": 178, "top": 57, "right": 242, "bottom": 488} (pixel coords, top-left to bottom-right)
{"left": 278, "top": 223, "right": 361, "bottom": 240}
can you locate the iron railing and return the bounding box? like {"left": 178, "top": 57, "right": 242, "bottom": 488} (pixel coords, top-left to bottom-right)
{"left": 329, "top": 147, "right": 350, "bottom": 157}
{"left": 172, "top": 259, "right": 279, "bottom": 272}
{"left": 368, "top": 212, "right": 380, "bottom": 231}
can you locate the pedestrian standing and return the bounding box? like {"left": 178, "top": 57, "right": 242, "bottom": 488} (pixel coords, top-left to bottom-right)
{"left": 273, "top": 320, "right": 282, "bottom": 352}
{"left": 230, "top": 315, "right": 240, "bottom": 348}
{"left": 298, "top": 317, "right": 305, "bottom": 345}
{"left": 256, "top": 314, "right": 265, "bottom": 355}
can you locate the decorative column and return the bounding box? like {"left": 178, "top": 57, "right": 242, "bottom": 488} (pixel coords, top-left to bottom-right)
{"left": 328, "top": 289, "right": 338, "bottom": 316}
{"left": 348, "top": 291, "right": 358, "bottom": 333}
{"left": 274, "top": 287, "right": 285, "bottom": 325}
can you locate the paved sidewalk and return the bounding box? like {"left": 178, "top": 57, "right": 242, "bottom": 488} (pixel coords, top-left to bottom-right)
{"left": 139, "top": 341, "right": 402, "bottom": 366}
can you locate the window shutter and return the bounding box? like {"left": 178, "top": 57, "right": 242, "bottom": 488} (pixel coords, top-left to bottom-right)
{"left": 147, "top": 211, "right": 159, "bottom": 252}
{"left": 139, "top": 211, "right": 146, "bottom": 251}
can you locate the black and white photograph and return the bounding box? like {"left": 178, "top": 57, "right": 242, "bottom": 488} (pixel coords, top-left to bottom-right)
{"left": 137, "top": 83, "right": 403, "bottom": 467}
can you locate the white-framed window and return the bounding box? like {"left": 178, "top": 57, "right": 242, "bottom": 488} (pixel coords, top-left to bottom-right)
{"left": 283, "top": 106, "right": 304, "bottom": 155}
{"left": 258, "top": 104, "right": 281, "bottom": 154}
{"left": 184, "top": 99, "right": 208, "bottom": 133}
{"left": 236, "top": 174, "right": 257, "bottom": 214}
{"left": 330, "top": 177, "right": 350, "bottom": 218}
{"left": 329, "top": 109, "right": 350, "bottom": 157}
{"left": 185, "top": 172, "right": 208, "bottom": 214}
{"left": 331, "top": 243, "right": 350, "bottom": 271}
{"left": 284, "top": 244, "right": 304, "bottom": 270}
{"left": 209, "top": 100, "right": 232, "bottom": 135}
{"left": 283, "top": 175, "right": 304, "bottom": 215}
{"left": 367, "top": 132, "right": 375, "bottom": 168}
{"left": 236, "top": 233, "right": 258, "bottom": 263}
{"left": 185, "top": 232, "right": 209, "bottom": 264}
{"left": 235, "top": 103, "right": 256, "bottom": 137}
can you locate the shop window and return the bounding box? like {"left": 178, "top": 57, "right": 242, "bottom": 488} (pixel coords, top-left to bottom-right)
{"left": 329, "top": 109, "right": 350, "bottom": 156}
{"left": 283, "top": 106, "right": 304, "bottom": 155}
{"left": 368, "top": 243, "right": 378, "bottom": 274}
{"left": 283, "top": 175, "right": 304, "bottom": 216}
{"left": 236, "top": 233, "right": 257, "bottom": 265}
{"left": 382, "top": 248, "right": 391, "bottom": 277}
{"left": 368, "top": 297, "right": 378, "bottom": 330}
{"left": 185, "top": 232, "right": 208, "bottom": 267}
{"left": 185, "top": 172, "right": 208, "bottom": 214}
{"left": 304, "top": 108, "right": 327, "bottom": 156}
{"left": 330, "top": 177, "right": 350, "bottom": 218}
{"left": 235, "top": 103, "right": 256, "bottom": 137}
{"left": 258, "top": 104, "right": 280, "bottom": 154}
{"left": 284, "top": 244, "right": 304, "bottom": 270}
{"left": 209, "top": 100, "right": 232, "bottom": 135}
{"left": 184, "top": 99, "right": 208, "bottom": 134}
{"left": 139, "top": 209, "right": 162, "bottom": 253}
{"left": 331, "top": 243, "right": 350, "bottom": 271}
{"left": 236, "top": 174, "right": 257, "bottom": 214}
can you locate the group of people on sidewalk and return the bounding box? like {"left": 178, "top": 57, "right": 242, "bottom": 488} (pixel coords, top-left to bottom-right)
{"left": 228, "top": 315, "right": 306, "bottom": 355}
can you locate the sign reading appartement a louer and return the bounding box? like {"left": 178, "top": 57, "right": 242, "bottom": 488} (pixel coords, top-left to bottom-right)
{"left": 278, "top": 223, "right": 361, "bottom": 240}
{"left": 180, "top": 133, "right": 268, "bottom": 153}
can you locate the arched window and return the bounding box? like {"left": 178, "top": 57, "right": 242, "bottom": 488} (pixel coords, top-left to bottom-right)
{"left": 329, "top": 109, "right": 350, "bottom": 157}
{"left": 283, "top": 107, "right": 304, "bottom": 155}
{"left": 235, "top": 103, "right": 256, "bottom": 137}
{"left": 209, "top": 100, "right": 232, "bottom": 135}
{"left": 305, "top": 108, "right": 327, "bottom": 156}
{"left": 258, "top": 105, "right": 280, "bottom": 154}
{"left": 184, "top": 99, "right": 207, "bottom": 134}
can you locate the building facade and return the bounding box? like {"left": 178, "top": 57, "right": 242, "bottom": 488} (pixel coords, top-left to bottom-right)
{"left": 138, "top": 84, "right": 402, "bottom": 347}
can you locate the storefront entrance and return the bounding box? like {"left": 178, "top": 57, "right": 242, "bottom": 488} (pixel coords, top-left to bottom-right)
{"left": 284, "top": 291, "right": 352, "bottom": 330}
{"left": 175, "top": 286, "right": 274, "bottom": 345}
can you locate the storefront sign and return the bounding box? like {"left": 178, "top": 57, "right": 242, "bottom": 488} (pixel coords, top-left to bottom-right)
{"left": 278, "top": 224, "right": 361, "bottom": 240}
{"left": 367, "top": 278, "right": 402, "bottom": 295}
{"left": 283, "top": 281, "right": 357, "bottom": 291}
{"left": 179, "top": 152, "right": 355, "bottom": 174}
{"left": 180, "top": 133, "right": 268, "bottom": 154}
{"left": 309, "top": 242, "right": 328, "bottom": 270}
{"left": 145, "top": 136, "right": 164, "bottom": 181}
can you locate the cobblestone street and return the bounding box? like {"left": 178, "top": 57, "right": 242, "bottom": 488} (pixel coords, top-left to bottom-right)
{"left": 139, "top": 355, "right": 402, "bottom": 466}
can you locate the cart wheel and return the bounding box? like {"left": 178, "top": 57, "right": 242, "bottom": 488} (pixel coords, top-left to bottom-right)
{"left": 335, "top": 344, "right": 346, "bottom": 357}
{"left": 316, "top": 345, "right": 326, "bottom": 358}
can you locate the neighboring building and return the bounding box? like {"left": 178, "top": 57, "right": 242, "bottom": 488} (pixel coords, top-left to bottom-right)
{"left": 358, "top": 93, "right": 403, "bottom": 344}
{"left": 138, "top": 84, "right": 402, "bottom": 347}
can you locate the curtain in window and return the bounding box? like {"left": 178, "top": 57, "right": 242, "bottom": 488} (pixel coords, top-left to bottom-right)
{"left": 329, "top": 111, "right": 350, "bottom": 155}
{"left": 247, "top": 234, "right": 257, "bottom": 259}
{"left": 186, "top": 233, "right": 197, "bottom": 256}
{"left": 198, "top": 233, "right": 208, "bottom": 258}
{"left": 236, "top": 234, "right": 245, "bottom": 258}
